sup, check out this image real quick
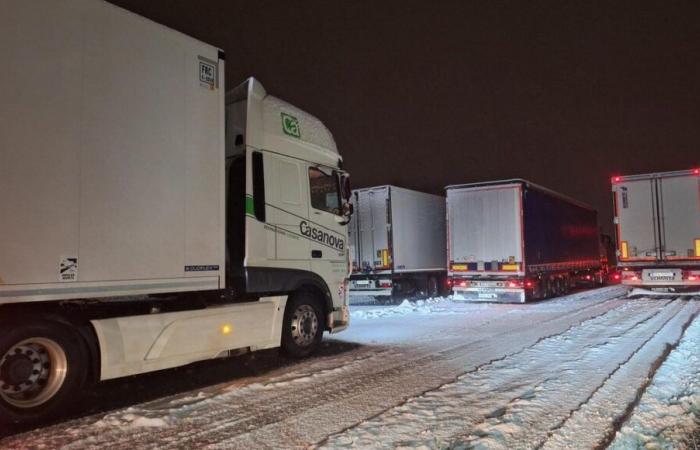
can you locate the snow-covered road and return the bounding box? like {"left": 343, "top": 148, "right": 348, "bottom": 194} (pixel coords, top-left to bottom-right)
{"left": 2, "top": 286, "right": 699, "bottom": 449}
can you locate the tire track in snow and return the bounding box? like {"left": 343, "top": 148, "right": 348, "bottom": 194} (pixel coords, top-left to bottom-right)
{"left": 319, "top": 298, "right": 677, "bottom": 449}
{"left": 539, "top": 299, "right": 699, "bottom": 449}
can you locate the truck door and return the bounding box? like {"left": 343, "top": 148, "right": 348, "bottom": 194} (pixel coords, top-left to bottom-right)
{"left": 615, "top": 178, "right": 659, "bottom": 261}
{"left": 265, "top": 153, "right": 310, "bottom": 266}
{"left": 658, "top": 175, "right": 700, "bottom": 261}
{"left": 356, "top": 187, "right": 390, "bottom": 270}
{"left": 306, "top": 166, "right": 349, "bottom": 293}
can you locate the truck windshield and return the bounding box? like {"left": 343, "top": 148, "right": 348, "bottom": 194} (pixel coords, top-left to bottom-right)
{"left": 309, "top": 167, "right": 341, "bottom": 215}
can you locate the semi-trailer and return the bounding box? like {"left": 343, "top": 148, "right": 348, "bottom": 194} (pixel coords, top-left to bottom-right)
{"left": 348, "top": 186, "right": 447, "bottom": 300}
{"left": 0, "top": 0, "right": 352, "bottom": 424}
{"left": 447, "top": 179, "right": 604, "bottom": 303}
{"left": 612, "top": 169, "right": 700, "bottom": 289}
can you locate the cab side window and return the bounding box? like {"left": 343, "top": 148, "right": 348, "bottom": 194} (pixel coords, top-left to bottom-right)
{"left": 309, "top": 167, "right": 340, "bottom": 215}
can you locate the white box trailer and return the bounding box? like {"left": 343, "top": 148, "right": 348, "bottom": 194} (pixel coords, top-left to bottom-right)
{"left": 0, "top": 0, "right": 352, "bottom": 425}
{"left": 612, "top": 169, "right": 700, "bottom": 288}
{"left": 348, "top": 186, "right": 447, "bottom": 299}
{"left": 447, "top": 180, "right": 604, "bottom": 303}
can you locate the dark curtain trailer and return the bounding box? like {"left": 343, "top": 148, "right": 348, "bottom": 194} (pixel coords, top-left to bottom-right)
{"left": 447, "top": 179, "right": 604, "bottom": 303}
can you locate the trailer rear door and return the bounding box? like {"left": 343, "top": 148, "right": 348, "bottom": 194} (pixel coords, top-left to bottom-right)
{"left": 447, "top": 184, "right": 523, "bottom": 273}
{"left": 354, "top": 187, "right": 391, "bottom": 270}
{"left": 614, "top": 178, "right": 659, "bottom": 260}
{"left": 659, "top": 174, "right": 700, "bottom": 261}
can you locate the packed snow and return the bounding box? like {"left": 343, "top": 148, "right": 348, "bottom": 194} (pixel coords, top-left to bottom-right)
{"left": 2, "top": 285, "right": 699, "bottom": 449}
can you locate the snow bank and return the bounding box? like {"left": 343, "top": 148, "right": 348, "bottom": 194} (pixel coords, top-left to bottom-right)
{"left": 350, "top": 297, "right": 451, "bottom": 319}
{"left": 93, "top": 409, "right": 171, "bottom": 429}
{"left": 610, "top": 316, "right": 700, "bottom": 449}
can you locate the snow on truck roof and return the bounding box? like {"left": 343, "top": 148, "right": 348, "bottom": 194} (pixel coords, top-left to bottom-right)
{"left": 227, "top": 78, "right": 340, "bottom": 166}
{"left": 446, "top": 178, "right": 597, "bottom": 212}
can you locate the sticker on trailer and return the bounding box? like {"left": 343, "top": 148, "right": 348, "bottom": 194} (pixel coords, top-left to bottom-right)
{"left": 198, "top": 56, "right": 218, "bottom": 89}
{"left": 59, "top": 257, "right": 78, "bottom": 282}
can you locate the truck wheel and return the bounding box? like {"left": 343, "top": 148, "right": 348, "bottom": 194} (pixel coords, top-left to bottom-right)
{"left": 0, "top": 319, "right": 88, "bottom": 426}
{"left": 281, "top": 293, "right": 324, "bottom": 358}
{"left": 427, "top": 277, "right": 439, "bottom": 298}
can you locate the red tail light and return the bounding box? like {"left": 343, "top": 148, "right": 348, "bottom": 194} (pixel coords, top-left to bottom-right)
{"left": 506, "top": 280, "right": 524, "bottom": 288}
{"left": 458, "top": 280, "right": 469, "bottom": 287}
{"left": 446, "top": 278, "right": 453, "bottom": 287}
{"left": 525, "top": 280, "right": 534, "bottom": 289}
{"left": 612, "top": 176, "right": 621, "bottom": 183}
{"left": 694, "top": 168, "right": 700, "bottom": 175}
{"left": 688, "top": 276, "right": 698, "bottom": 281}
{"left": 613, "top": 273, "right": 621, "bottom": 281}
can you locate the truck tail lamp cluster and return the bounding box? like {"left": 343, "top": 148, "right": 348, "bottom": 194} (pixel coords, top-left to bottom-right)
{"left": 621, "top": 270, "right": 641, "bottom": 282}
{"left": 683, "top": 271, "right": 700, "bottom": 282}
{"left": 378, "top": 279, "right": 392, "bottom": 288}
{"left": 450, "top": 279, "right": 470, "bottom": 288}
{"left": 505, "top": 279, "right": 534, "bottom": 289}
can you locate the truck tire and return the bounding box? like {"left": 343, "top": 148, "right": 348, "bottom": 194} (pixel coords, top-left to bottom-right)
{"left": 281, "top": 292, "right": 324, "bottom": 358}
{"left": 0, "top": 319, "right": 89, "bottom": 426}
{"left": 427, "top": 277, "right": 439, "bottom": 298}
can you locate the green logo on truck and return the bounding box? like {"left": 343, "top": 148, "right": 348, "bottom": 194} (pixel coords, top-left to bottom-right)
{"left": 281, "top": 112, "right": 301, "bottom": 138}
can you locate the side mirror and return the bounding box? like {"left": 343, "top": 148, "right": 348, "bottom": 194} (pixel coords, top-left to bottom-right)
{"left": 334, "top": 202, "right": 354, "bottom": 225}
{"left": 343, "top": 202, "right": 354, "bottom": 217}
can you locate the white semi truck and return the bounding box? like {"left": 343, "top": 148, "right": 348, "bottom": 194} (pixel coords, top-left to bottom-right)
{"left": 348, "top": 186, "right": 446, "bottom": 300}
{"left": 0, "top": 0, "right": 352, "bottom": 425}
{"left": 613, "top": 169, "right": 700, "bottom": 289}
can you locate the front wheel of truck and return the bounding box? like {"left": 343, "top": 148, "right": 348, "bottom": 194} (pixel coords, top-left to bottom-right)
{"left": 0, "top": 319, "right": 89, "bottom": 427}
{"left": 281, "top": 293, "right": 324, "bottom": 358}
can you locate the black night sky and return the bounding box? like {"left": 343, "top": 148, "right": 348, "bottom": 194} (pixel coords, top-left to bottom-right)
{"left": 111, "top": 0, "right": 700, "bottom": 235}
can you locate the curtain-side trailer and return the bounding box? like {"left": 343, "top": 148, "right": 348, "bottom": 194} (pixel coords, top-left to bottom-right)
{"left": 447, "top": 180, "right": 603, "bottom": 303}
{"left": 0, "top": 0, "right": 352, "bottom": 425}
{"left": 348, "top": 186, "right": 447, "bottom": 300}
{"left": 612, "top": 169, "right": 700, "bottom": 289}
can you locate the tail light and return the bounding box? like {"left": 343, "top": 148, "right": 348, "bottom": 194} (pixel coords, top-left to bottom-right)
{"left": 525, "top": 280, "right": 534, "bottom": 289}
{"left": 457, "top": 280, "right": 469, "bottom": 288}
{"left": 683, "top": 271, "right": 700, "bottom": 282}
{"left": 446, "top": 278, "right": 453, "bottom": 287}
{"left": 622, "top": 271, "right": 641, "bottom": 281}
{"left": 613, "top": 273, "right": 621, "bottom": 281}
{"left": 378, "top": 279, "right": 392, "bottom": 288}
{"left": 506, "top": 280, "right": 523, "bottom": 288}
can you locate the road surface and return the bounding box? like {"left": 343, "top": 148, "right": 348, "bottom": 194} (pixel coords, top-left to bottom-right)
{"left": 2, "top": 285, "right": 699, "bottom": 449}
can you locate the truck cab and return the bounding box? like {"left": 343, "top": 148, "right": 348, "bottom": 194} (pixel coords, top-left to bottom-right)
{"left": 226, "top": 79, "right": 352, "bottom": 331}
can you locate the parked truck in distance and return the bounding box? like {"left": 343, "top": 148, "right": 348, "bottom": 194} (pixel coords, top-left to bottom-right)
{"left": 348, "top": 186, "right": 447, "bottom": 300}
{"left": 0, "top": 0, "right": 352, "bottom": 425}
{"left": 612, "top": 169, "right": 700, "bottom": 289}
{"left": 447, "top": 180, "right": 604, "bottom": 303}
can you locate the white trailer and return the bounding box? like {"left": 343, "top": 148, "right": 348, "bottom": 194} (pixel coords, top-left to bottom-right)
{"left": 0, "top": 0, "right": 352, "bottom": 425}
{"left": 348, "top": 186, "right": 446, "bottom": 299}
{"left": 613, "top": 169, "right": 700, "bottom": 288}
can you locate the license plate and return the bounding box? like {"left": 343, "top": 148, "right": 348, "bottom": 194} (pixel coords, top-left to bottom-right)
{"left": 355, "top": 280, "right": 370, "bottom": 285}
{"left": 478, "top": 292, "right": 498, "bottom": 299}
{"left": 649, "top": 272, "right": 677, "bottom": 281}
